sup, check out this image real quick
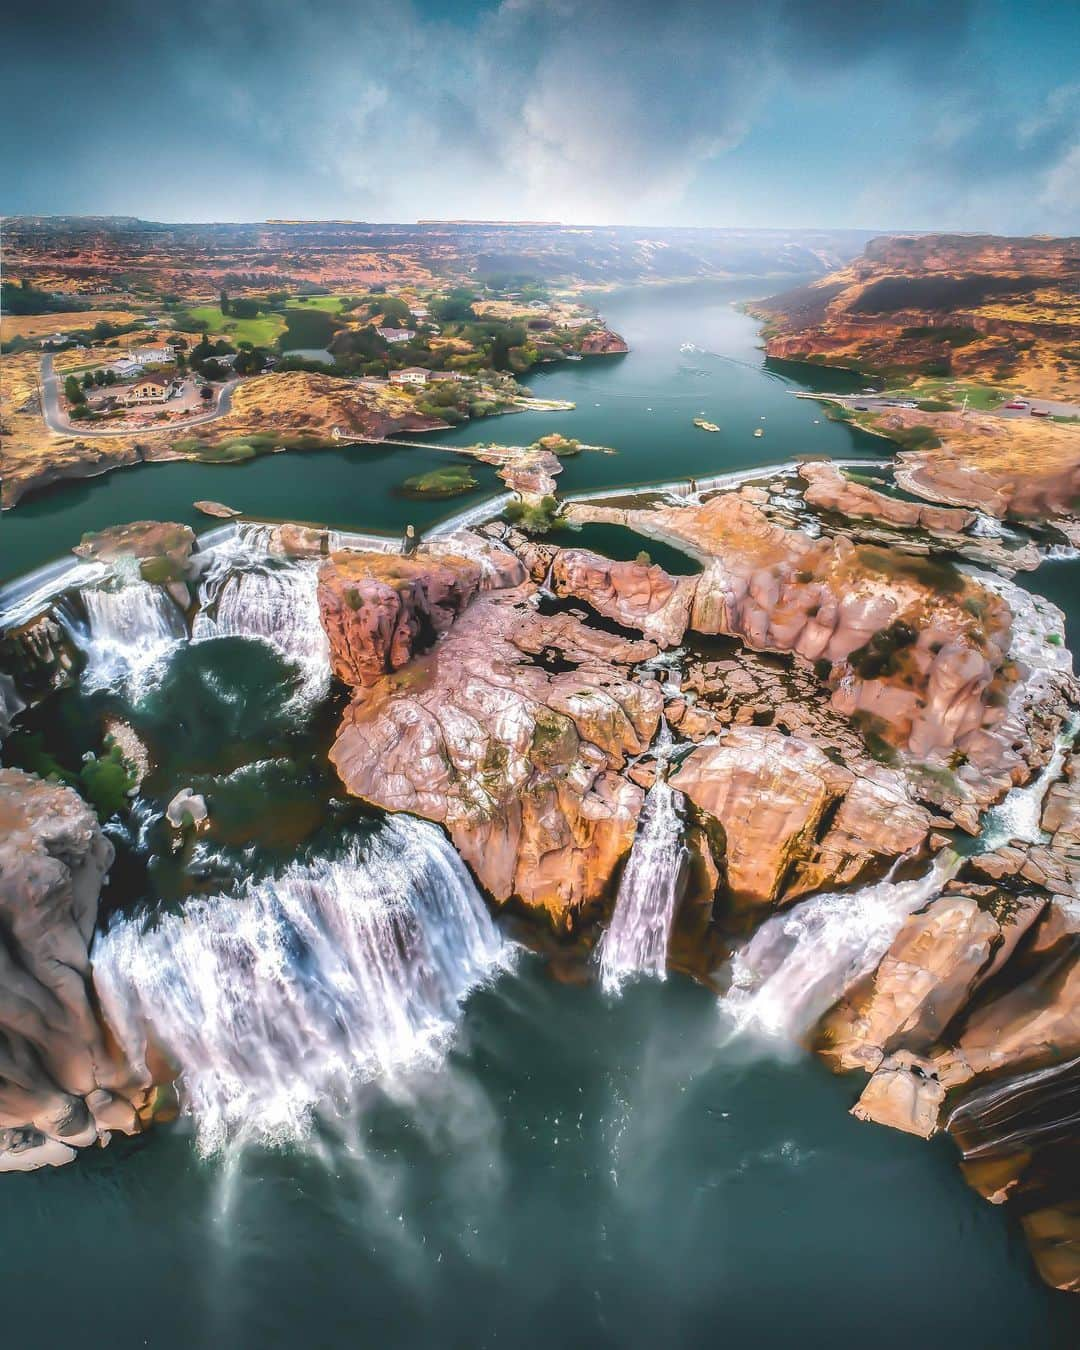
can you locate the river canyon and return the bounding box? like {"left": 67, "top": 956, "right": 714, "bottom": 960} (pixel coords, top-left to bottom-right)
{"left": 2, "top": 282, "right": 1079, "bottom": 1349}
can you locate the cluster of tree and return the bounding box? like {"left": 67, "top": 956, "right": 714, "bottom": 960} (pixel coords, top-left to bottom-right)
{"left": 219, "top": 289, "right": 264, "bottom": 320}
{"left": 190, "top": 334, "right": 236, "bottom": 381}
{"left": 81, "top": 368, "right": 119, "bottom": 389}
{"left": 2, "top": 279, "right": 92, "bottom": 316}
{"left": 429, "top": 289, "right": 479, "bottom": 324}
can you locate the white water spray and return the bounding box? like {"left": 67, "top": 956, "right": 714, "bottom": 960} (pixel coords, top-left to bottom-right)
{"left": 980, "top": 719, "right": 1077, "bottom": 849}
{"left": 599, "top": 720, "right": 688, "bottom": 992}
{"left": 193, "top": 557, "right": 331, "bottom": 707}
{"left": 92, "top": 815, "right": 507, "bottom": 1155}
{"left": 74, "top": 579, "right": 187, "bottom": 698}
{"left": 720, "top": 850, "right": 962, "bottom": 1042}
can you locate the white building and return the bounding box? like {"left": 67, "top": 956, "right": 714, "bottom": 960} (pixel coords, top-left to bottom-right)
{"left": 377, "top": 327, "right": 416, "bottom": 344}
{"left": 389, "top": 367, "right": 430, "bottom": 386}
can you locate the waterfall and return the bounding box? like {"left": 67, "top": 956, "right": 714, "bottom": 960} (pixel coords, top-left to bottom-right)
{"left": 193, "top": 558, "right": 330, "bottom": 707}
{"left": 92, "top": 815, "right": 507, "bottom": 1156}
{"left": 720, "top": 850, "right": 962, "bottom": 1042}
{"left": 74, "top": 579, "right": 187, "bottom": 698}
{"left": 599, "top": 720, "right": 688, "bottom": 992}
{"left": 980, "top": 718, "right": 1077, "bottom": 849}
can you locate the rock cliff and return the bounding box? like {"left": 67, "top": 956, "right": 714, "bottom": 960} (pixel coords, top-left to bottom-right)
{"left": 0, "top": 769, "right": 142, "bottom": 1171}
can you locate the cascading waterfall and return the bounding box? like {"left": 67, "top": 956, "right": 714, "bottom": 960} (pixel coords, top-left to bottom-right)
{"left": 981, "top": 718, "right": 1077, "bottom": 849}
{"left": 193, "top": 556, "right": 331, "bottom": 707}
{"left": 720, "top": 850, "right": 963, "bottom": 1042}
{"left": 599, "top": 719, "right": 688, "bottom": 992}
{"left": 720, "top": 708, "right": 1077, "bottom": 1045}
{"left": 92, "top": 815, "right": 508, "bottom": 1156}
{"left": 73, "top": 577, "right": 187, "bottom": 697}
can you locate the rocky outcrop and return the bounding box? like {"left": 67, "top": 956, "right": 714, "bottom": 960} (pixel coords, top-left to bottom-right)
{"left": 318, "top": 551, "right": 487, "bottom": 687}
{"left": 551, "top": 548, "right": 695, "bottom": 649}
{"left": 557, "top": 489, "right": 1075, "bottom": 824}
{"left": 670, "top": 727, "right": 929, "bottom": 910}
{"left": 74, "top": 519, "right": 196, "bottom": 576}
{"left": 579, "top": 328, "right": 629, "bottom": 355}
{"left": 328, "top": 585, "right": 661, "bottom": 924}
{"left": 319, "top": 543, "right": 664, "bottom": 925}
{"left": 822, "top": 894, "right": 1004, "bottom": 1073}
{"left": 798, "top": 460, "right": 976, "bottom": 533}
{"left": 0, "top": 769, "right": 141, "bottom": 1171}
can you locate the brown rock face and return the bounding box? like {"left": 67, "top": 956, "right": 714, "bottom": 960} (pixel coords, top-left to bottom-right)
{"left": 822, "top": 894, "right": 1001, "bottom": 1072}
{"left": 798, "top": 460, "right": 975, "bottom": 534}
{"left": 563, "top": 489, "right": 1074, "bottom": 820}
{"left": 74, "top": 519, "right": 196, "bottom": 576}
{"left": 551, "top": 548, "right": 695, "bottom": 648}
{"left": 0, "top": 769, "right": 140, "bottom": 1170}
{"left": 318, "top": 550, "right": 486, "bottom": 686}
{"left": 325, "top": 578, "right": 663, "bottom": 925}
{"left": 578, "top": 328, "right": 629, "bottom": 355}
{"left": 670, "top": 727, "right": 929, "bottom": 909}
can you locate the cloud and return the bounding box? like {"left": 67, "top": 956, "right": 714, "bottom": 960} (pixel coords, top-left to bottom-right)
{"left": 2, "top": 0, "right": 1078, "bottom": 230}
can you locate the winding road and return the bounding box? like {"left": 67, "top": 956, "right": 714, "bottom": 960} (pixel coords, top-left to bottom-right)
{"left": 40, "top": 355, "right": 239, "bottom": 437}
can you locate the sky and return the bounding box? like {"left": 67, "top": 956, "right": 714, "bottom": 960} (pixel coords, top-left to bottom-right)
{"left": 4, "top": 0, "right": 1079, "bottom": 232}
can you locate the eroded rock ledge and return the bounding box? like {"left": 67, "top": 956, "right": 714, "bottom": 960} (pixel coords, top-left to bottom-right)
{"left": 0, "top": 769, "right": 144, "bottom": 1171}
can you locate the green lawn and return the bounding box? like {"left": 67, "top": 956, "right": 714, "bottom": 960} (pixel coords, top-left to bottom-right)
{"left": 881, "top": 379, "right": 1007, "bottom": 411}
{"left": 285, "top": 295, "right": 352, "bottom": 314}
{"left": 183, "top": 305, "right": 286, "bottom": 346}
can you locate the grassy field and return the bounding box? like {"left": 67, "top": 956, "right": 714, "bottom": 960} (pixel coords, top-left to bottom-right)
{"left": 286, "top": 295, "right": 352, "bottom": 314}
{"left": 183, "top": 305, "right": 286, "bottom": 345}
{"left": 882, "top": 379, "right": 1008, "bottom": 411}
{"left": 2, "top": 310, "right": 140, "bottom": 341}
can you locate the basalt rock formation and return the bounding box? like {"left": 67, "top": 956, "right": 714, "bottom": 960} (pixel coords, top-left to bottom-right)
{"left": 671, "top": 727, "right": 929, "bottom": 910}
{"left": 0, "top": 768, "right": 142, "bottom": 1171}
{"left": 798, "top": 459, "right": 976, "bottom": 534}
{"left": 550, "top": 548, "right": 696, "bottom": 649}
{"left": 578, "top": 329, "right": 629, "bottom": 356}
{"left": 820, "top": 749, "right": 1080, "bottom": 1291}
{"left": 325, "top": 563, "right": 662, "bottom": 925}
{"left": 556, "top": 489, "right": 1076, "bottom": 825}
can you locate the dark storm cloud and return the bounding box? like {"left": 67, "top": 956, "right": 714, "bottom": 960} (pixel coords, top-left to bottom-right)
{"left": 2, "top": 0, "right": 1078, "bottom": 229}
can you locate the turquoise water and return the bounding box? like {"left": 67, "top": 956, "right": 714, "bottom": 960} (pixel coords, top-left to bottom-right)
{"left": 0, "top": 280, "right": 883, "bottom": 582}
{"left": 2, "top": 281, "right": 1078, "bottom": 1348}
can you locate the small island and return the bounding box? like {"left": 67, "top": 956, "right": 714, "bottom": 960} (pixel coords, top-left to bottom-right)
{"left": 399, "top": 463, "right": 479, "bottom": 498}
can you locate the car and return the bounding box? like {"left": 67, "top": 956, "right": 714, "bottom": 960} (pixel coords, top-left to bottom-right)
{"left": 1005, "top": 400, "right": 1029, "bottom": 410}
{"left": 1031, "top": 408, "right": 1051, "bottom": 417}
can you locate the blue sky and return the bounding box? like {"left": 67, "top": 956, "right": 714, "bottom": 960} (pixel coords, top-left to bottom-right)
{"left": 4, "top": 0, "right": 1079, "bottom": 230}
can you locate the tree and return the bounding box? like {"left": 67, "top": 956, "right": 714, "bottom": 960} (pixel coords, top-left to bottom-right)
{"left": 82, "top": 371, "right": 95, "bottom": 389}
{"left": 94, "top": 369, "right": 106, "bottom": 386}
{"left": 219, "top": 288, "right": 230, "bottom": 316}
{"left": 104, "top": 369, "right": 118, "bottom": 386}
{"left": 200, "top": 384, "right": 214, "bottom": 400}
{"left": 64, "top": 375, "right": 86, "bottom": 405}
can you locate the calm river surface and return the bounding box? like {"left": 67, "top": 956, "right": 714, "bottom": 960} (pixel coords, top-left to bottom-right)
{"left": 2, "top": 281, "right": 1078, "bottom": 1348}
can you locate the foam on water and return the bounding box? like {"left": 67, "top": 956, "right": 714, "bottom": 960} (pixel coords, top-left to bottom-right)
{"left": 92, "top": 815, "right": 508, "bottom": 1155}
{"left": 74, "top": 578, "right": 188, "bottom": 698}
{"left": 193, "top": 558, "right": 331, "bottom": 708}
{"left": 720, "top": 850, "right": 962, "bottom": 1043}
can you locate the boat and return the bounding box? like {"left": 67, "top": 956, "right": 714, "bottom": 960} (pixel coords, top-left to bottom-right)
{"left": 693, "top": 418, "right": 720, "bottom": 432}
{"left": 753, "top": 427, "right": 764, "bottom": 437}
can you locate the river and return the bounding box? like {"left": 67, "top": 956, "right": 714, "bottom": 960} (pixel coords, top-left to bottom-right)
{"left": 2, "top": 280, "right": 1078, "bottom": 1348}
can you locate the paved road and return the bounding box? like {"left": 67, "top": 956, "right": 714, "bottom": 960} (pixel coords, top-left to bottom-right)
{"left": 796, "top": 389, "right": 1080, "bottom": 421}
{"left": 40, "top": 354, "right": 238, "bottom": 437}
